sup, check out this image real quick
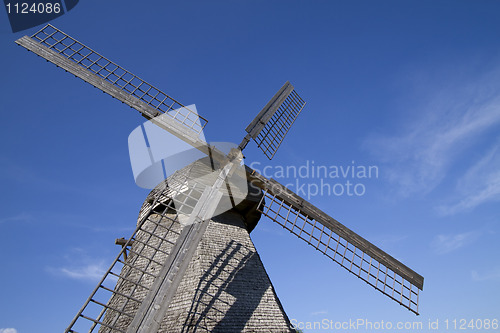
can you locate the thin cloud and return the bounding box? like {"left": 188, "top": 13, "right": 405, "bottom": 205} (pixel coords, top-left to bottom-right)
{"left": 58, "top": 262, "right": 107, "bottom": 281}
{"left": 90, "top": 225, "right": 135, "bottom": 233}
{"left": 310, "top": 310, "right": 328, "bottom": 316}
{"left": 364, "top": 66, "right": 500, "bottom": 199}
{"left": 439, "top": 142, "right": 500, "bottom": 215}
{"left": 0, "top": 329, "right": 18, "bottom": 333}
{"left": 367, "top": 234, "right": 408, "bottom": 248}
{"left": 431, "top": 231, "right": 481, "bottom": 254}
{"left": 255, "top": 223, "right": 289, "bottom": 237}
{"left": 472, "top": 268, "right": 500, "bottom": 282}
{"left": 0, "top": 212, "right": 32, "bottom": 224}
{"left": 47, "top": 248, "right": 110, "bottom": 283}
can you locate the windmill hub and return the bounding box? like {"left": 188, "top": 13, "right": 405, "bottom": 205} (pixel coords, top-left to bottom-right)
{"left": 144, "top": 157, "right": 264, "bottom": 233}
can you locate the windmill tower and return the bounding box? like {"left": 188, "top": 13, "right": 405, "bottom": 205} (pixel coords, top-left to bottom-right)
{"left": 16, "top": 24, "right": 424, "bottom": 333}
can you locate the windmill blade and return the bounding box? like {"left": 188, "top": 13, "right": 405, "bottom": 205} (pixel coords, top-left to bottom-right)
{"left": 15, "top": 24, "right": 221, "bottom": 158}
{"left": 239, "top": 81, "right": 306, "bottom": 159}
{"left": 245, "top": 166, "right": 424, "bottom": 315}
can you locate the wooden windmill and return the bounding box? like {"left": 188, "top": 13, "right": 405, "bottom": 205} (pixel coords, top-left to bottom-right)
{"left": 16, "top": 24, "right": 424, "bottom": 332}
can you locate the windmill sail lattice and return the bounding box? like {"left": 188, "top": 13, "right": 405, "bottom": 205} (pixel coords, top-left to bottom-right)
{"left": 240, "top": 81, "right": 306, "bottom": 159}
{"left": 246, "top": 167, "right": 423, "bottom": 314}
{"left": 18, "top": 24, "right": 206, "bottom": 134}
{"left": 16, "top": 23, "right": 424, "bottom": 333}
{"left": 15, "top": 24, "right": 216, "bottom": 158}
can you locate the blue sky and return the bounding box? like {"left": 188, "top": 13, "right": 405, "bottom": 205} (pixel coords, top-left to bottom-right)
{"left": 1, "top": 1, "right": 500, "bottom": 332}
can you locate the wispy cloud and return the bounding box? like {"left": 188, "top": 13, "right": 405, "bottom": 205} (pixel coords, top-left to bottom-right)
{"left": 472, "top": 268, "right": 500, "bottom": 282}
{"left": 0, "top": 212, "right": 32, "bottom": 224}
{"left": 0, "top": 156, "right": 72, "bottom": 192}
{"left": 364, "top": 66, "right": 500, "bottom": 203}
{"left": 431, "top": 231, "right": 481, "bottom": 254}
{"left": 58, "top": 262, "right": 107, "bottom": 281}
{"left": 0, "top": 156, "right": 137, "bottom": 206}
{"left": 310, "top": 310, "right": 328, "bottom": 316}
{"left": 438, "top": 142, "right": 500, "bottom": 215}
{"left": 367, "top": 234, "right": 408, "bottom": 248}
{"left": 47, "top": 248, "right": 109, "bottom": 283}
{"left": 0, "top": 329, "right": 18, "bottom": 333}
{"left": 255, "top": 224, "right": 289, "bottom": 237}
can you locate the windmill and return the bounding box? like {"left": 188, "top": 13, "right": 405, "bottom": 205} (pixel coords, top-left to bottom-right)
{"left": 16, "top": 24, "right": 424, "bottom": 332}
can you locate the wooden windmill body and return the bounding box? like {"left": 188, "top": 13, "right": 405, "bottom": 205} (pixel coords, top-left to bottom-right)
{"left": 99, "top": 159, "right": 293, "bottom": 332}
{"left": 16, "top": 24, "right": 424, "bottom": 333}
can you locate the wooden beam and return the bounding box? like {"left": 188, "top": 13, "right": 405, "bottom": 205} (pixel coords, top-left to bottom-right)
{"left": 115, "top": 237, "right": 135, "bottom": 246}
